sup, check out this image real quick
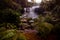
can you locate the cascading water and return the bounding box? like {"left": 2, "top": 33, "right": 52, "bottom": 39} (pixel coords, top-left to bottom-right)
{"left": 21, "top": 5, "right": 39, "bottom": 19}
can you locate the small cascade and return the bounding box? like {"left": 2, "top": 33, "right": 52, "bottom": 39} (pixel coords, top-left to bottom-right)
{"left": 21, "top": 5, "right": 39, "bottom": 19}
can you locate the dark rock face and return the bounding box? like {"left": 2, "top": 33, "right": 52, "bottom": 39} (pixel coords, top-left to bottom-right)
{"left": 34, "top": 8, "right": 45, "bottom": 15}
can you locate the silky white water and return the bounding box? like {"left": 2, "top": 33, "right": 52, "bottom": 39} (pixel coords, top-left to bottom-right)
{"left": 21, "top": 6, "right": 39, "bottom": 19}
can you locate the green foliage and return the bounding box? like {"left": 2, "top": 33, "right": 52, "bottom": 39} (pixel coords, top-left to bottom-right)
{"left": 36, "top": 22, "right": 53, "bottom": 37}
{"left": 0, "top": 23, "right": 17, "bottom": 29}
{"left": 0, "top": 29, "right": 27, "bottom": 40}
{"left": 0, "top": 9, "right": 20, "bottom": 23}
{"left": 0, "top": 27, "right": 6, "bottom": 32}
{"left": 44, "top": 14, "right": 56, "bottom": 25}
{"left": 0, "top": 8, "right": 21, "bottom": 29}
{"left": 0, "top": 29, "right": 16, "bottom": 40}
{"left": 16, "top": 33, "right": 27, "bottom": 40}
{"left": 33, "top": 15, "right": 54, "bottom": 37}
{"left": 33, "top": 14, "right": 60, "bottom": 37}
{"left": 0, "top": 0, "right": 27, "bottom": 40}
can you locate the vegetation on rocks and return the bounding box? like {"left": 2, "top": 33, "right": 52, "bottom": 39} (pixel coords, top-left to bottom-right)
{"left": 0, "top": 0, "right": 60, "bottom": 40}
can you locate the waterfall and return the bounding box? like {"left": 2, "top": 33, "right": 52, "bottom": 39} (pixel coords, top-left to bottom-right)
{"left": 21, "top": 5, "right": 39, "bottom": 19}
